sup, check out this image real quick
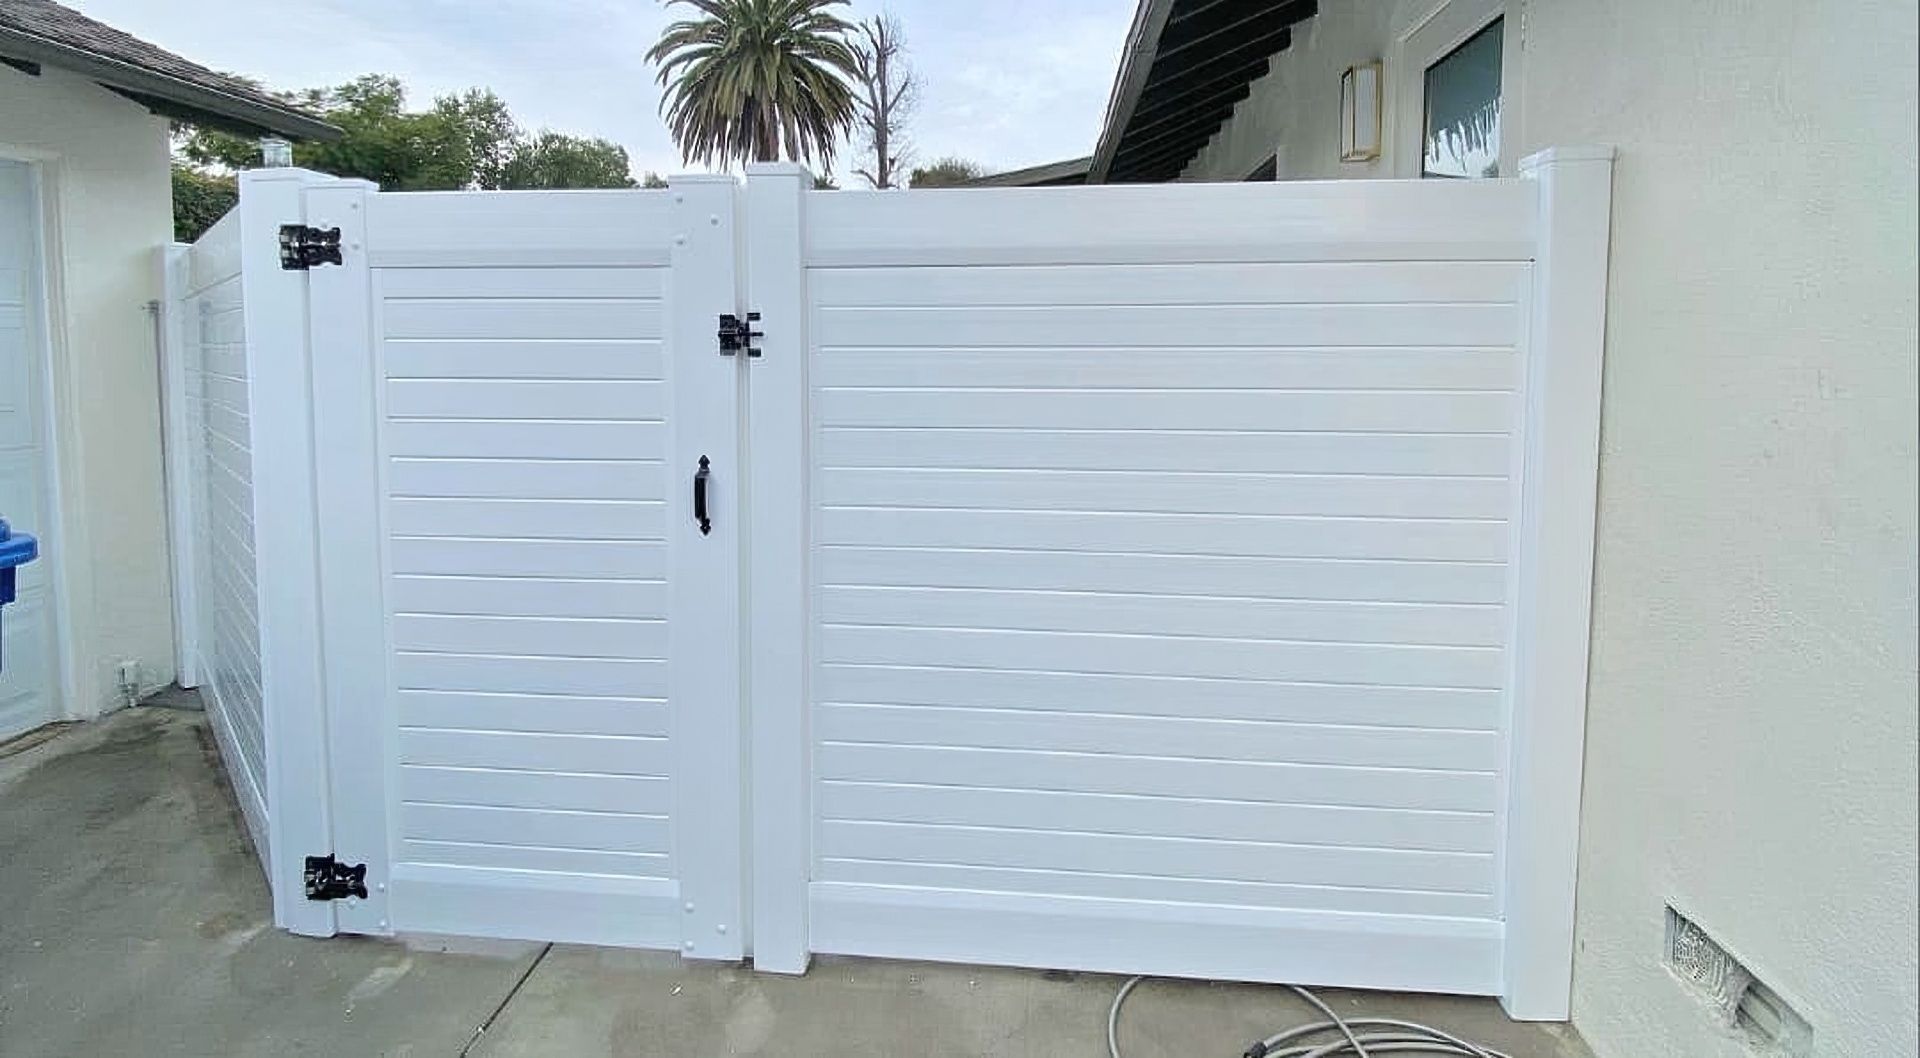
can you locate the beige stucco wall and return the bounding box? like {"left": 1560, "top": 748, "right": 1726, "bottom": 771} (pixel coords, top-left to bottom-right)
{"left": 1182, "top": 2, "right": 1920, "bottom": 1056}
{"left": 0, "top": 63, "right": 178, "bottom": 716}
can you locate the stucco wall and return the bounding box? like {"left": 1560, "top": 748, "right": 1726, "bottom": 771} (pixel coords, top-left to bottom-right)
{"left": 0, "top": 63, "right": 178, "bottom": 716}
{"left": 1182, "top": 2, "right": 1920, "bottom": 1057}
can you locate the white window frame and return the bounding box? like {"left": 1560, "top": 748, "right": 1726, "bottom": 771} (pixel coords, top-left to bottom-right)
{"left": 1389, "top": 0, "right": 1523, "bottom": 179}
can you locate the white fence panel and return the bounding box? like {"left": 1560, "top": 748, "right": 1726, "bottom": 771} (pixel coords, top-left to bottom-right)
{"left": 747, "top": 155, "right": 1612, "bottom": 1016}
{"left": 196, "top": 151, "right": 1608, "bottom": 1019}
{"left": 162, "top": 212, "right": 269, "bottom": 870}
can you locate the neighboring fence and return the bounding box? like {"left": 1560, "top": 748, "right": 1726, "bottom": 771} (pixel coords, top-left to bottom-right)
{"left": 161, "top": 152, "right": 1612, "bottom": 1020}
{"left": 161, "top": 211, "right": 268, "bottom": 863}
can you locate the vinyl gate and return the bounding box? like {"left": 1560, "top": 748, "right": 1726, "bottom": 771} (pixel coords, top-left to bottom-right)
{"left": 167, "top": 149, "right": 1611, "bottom": 1019}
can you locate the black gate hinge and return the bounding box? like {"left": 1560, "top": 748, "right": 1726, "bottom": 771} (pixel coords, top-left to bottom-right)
{"left": 718, "top": 312, "right": 762, "bottom": 357}
{"left": 279, "top": 224, "right": 343, "bottom": 270}
{"left": 304, "top": 854, "right": 369, "bottom": 901}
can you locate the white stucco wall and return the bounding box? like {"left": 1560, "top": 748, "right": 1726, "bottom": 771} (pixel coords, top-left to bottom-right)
{"left": 0, "top": 63, "right": 178, "bottom": 716}
{"left": 1181, "top": 3, "right": 1919, "bottom": 1057}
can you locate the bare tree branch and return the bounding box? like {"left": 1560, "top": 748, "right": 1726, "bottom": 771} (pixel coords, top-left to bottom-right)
{"left": 850, "top": 12, "right": 919, "bottom": 189}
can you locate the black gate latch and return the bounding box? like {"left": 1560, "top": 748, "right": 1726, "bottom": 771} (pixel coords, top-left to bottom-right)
{"left": 304, "top": 854, "right": 369, "bottom": 901}
{"left": 279, "top": 225, "right": 343, "bottom": 270}
{"left": 718, "top": 312, "right": 762, "bottom": 357}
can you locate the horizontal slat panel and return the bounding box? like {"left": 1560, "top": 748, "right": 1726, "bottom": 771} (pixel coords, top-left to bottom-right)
{"left": 397, "top": 691, "right": 666, "bottom": 736}
{"left": 819, "top": 586, "right": 1502, "bottom": 647}
{"left": 391, "top": 575, "right": 667, "bottom": 618}
{"left": 817, "top": 743, "right": 1497, "bottom": 813}
{"left": 366, "top": 190, "right": 674, "bottom": 267}
{"left": 817, "top": 509, "right": 1507, "bottom": 562}
{"left": 820, "top": 625, "right": 1503, "bottom": 688}
{"left": 377, "top": 267, "right": 665, "bottom": 300}
{"left": 817, "top": 704, "right": 1499, "bottom": 769}
{"left": 810, "top": 262, "right": 1528, "bottom": 307}
{"left": 400, "top": 839, "right": 669, "bottom": 879}
{"left": 815, "top": 304, "right": 1518, "bottom": 349}
{"left": 389, "top": 538, "right": 665, "bottom": 579}
{"left": 385, "top": 340, "right": 664, "bottom": 380}
{"left": 400, "top": 766, "right": 670, "bottom": 814}
{"left": 393, "top": 653, "right": 666, "bottom": 698}
{"left": 816, "top": 428, "right": 1510, "bottom": 476}
{"left": 185, "top": 218, "right": 241, "bottom": 292}
{"left": 202, "top": 402, "right": 250, "bottom": 450}
{"left": 817, "top": 547, "right": 1506, "bottom": 604}
{"left": 386, "top": 420, "right": 665, "bottom": 459}
{"left": 401, "top": 803, "right": 668, "bottom": 853}
{"left": 819, "top": 468, "right": 1509, "bottom": 520}
{"left": 814, "top": 858, "right": 1494, "bottom": 919}
{"left": 388, "top": 499, "right": 665, "bottom": 541}
{"left": 200, "top": 373, "right": 249, "bottom": 411}
{"left": 387, "top": 379, "right": 665, "bottom": 420}
{"left": 814, "top": 348, "right": 1519, "bottom": 391}
{"left": 817, "top": 389, "right": 1512, "bottom": 433}
{"left": 392, "top": 614, "right": 666, "bottom": 660}
{"left": 382, "top": 298, "right": 661, "bottom": 341}
{"left": 803, "top": 180, "right": 1536, "bottom": 266}
{"left": 817, "top": 820, "right": 1494, "bottom": 894}
{"left": 388, "top": 458, "right": 664, "bottom": 501}
{"left": 399, "top": 728, "right": 668, "bottom": 775}
{"left": 818, "top": 782, "right": 1494, "bottom": 852}
{"left": 816, "top": 665, "right": 1502, "bottom": 729}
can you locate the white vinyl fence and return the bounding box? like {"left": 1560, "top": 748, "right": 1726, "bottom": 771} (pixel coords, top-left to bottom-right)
{"left": 163, "top": 150, "right": 1612, "bottom": 1020}
{"left": 161, "top": 210, "right": 268, "bottom": 861}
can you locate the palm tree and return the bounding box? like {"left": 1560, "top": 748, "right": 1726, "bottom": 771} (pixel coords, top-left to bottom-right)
{"left": 647, "top": 0, "right": 862, "bottom": 170}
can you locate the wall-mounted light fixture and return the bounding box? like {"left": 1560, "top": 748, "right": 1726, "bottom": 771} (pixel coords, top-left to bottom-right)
{"left": 1340, "top": 61, "right": 1383, "bottom": 163}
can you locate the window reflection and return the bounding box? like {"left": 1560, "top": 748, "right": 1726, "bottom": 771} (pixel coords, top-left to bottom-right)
{"left": 1423, "top": 18, "right": 1502, "bottom": 179}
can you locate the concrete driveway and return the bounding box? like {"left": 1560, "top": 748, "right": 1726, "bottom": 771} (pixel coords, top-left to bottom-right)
{"left": 0, "top": 702, "right": 1592, "bottom": 1057}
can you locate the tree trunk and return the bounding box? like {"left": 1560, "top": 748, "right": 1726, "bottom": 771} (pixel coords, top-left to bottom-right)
{"left": 872, "top": 41, "right": 891, "bottom": 188}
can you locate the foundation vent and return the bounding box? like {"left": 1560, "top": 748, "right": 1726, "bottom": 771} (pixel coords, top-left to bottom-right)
{"left": 1664, "top": 906, "right": 1813, "bottom": 1057}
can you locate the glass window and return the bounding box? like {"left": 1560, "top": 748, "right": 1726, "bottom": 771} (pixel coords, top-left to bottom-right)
{"left": 1422, "top": 18, "right": 1502, "bottom": 178}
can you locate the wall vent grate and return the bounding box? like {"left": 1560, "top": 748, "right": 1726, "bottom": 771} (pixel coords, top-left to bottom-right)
{"left": 1663, "top": 906, "right": 1813, "bottom": 1057}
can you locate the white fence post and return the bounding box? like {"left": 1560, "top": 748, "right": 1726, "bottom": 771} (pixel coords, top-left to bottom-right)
{"left": 237, "top": 167, "right": 338, "bottom": 937}
{"left": 302, "top": 179, "right": 389, "bottom": 936}
{"left": 1503, "top": 146, "right": 1615, "bottom": 1020}
{"left": 743, "top": 163, "right": 812, "bottom": 974}
{"left": 156, "top": 243, "right": 199, "bottom": 689}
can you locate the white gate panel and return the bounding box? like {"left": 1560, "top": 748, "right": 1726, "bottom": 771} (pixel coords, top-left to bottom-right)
{"left": 746, "top": 161, "right": 1611, "bottom": 1010}
{"left": 305, "top": 183, "right": 744, "bottom": 953}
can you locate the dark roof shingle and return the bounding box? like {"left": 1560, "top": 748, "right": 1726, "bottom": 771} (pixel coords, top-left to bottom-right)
{"left": 0, "top": 0, "right": 338, "bottom": 140}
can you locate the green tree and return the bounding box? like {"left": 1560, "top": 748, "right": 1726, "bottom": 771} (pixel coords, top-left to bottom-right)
{"left": 647, "top": 0, "right": 862, "bottom": 169}
{"left": 909, "top": 156, "right": 985, "bottom": 188}
{"left": 171, "top": 74, "right": 648, "bottom": 239}
{"left": 180, "top": 75, "right": 518, "bottom": 191}
{"left": 170, "top": 163, "right": 236, "bottom": 242}
{"left": 498, "top": 132, "right": 637, "bottom": 189}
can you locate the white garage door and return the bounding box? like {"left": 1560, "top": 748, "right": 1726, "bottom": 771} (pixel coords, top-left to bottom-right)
{"left": 0, "top": 160, "right": 57, "bottom": 741}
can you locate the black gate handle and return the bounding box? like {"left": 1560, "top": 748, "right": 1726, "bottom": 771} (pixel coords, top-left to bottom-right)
{"left": 694, "top": 455, "right": 712, "bottom": 536}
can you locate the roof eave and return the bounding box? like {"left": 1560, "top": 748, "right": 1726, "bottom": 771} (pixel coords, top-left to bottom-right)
{"left": 0, "top": 26, "right": 341, "bottom": 141}
{"left": 1088, "top": 0, "right": 1177, "bottom": 184}
{"left": 965, "top": 156, "right": 1094, "bottom": 188}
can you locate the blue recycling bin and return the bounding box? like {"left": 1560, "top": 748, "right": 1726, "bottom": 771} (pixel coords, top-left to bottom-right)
{"left": 0, "top": 517, "right": 39, "bottom": 672}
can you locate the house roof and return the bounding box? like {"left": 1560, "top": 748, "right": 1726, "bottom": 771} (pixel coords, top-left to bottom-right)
{"left": 0, "top": 0, "right": 339, "bottom": 141}
{"left": 1090, "top": 0, "right": 1318, "bottom": 183}
{"left": 964, "top": 156, "right": 1093, "bottom": 188}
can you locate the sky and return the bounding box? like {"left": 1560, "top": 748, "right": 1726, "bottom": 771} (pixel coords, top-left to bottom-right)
{"left": 70, "top": 0, "right": 1135, "bottom": 181}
